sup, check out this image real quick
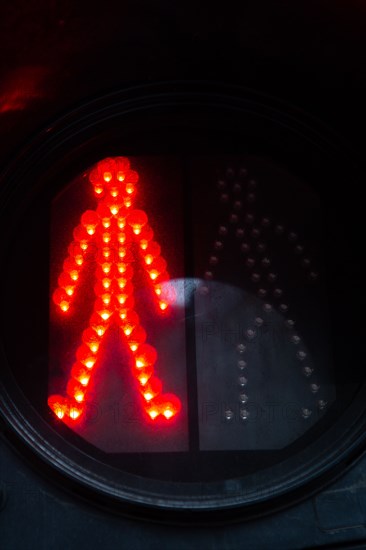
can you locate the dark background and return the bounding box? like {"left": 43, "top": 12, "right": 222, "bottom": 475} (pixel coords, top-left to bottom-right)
{"left": 1, "top": 1, "right": 366, "bottom": 548}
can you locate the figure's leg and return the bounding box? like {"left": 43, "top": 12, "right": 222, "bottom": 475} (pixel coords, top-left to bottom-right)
{"left": 117, "top": 304, "right": 181, "bottom": 420}
{"left": 48, "top": 308, "right": 113, "bottom": 422}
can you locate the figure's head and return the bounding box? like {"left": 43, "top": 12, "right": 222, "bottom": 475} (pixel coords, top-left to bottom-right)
{"left": 89, "top": 157, "right": 138, "bottom": 207}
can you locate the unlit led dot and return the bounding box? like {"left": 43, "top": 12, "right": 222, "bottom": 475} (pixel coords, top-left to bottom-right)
{"left": 251, "top": 272, "right": 260, "bottom": 283}
{"left": 254, "top": 317, "right": 264, "bottom": 327}
{"left": 295, "top": 245, "right": 304, "bottom": 255}
{"left": 263, "top": 303, "right": 272, "bottom": 312}
{"left": 218, "top": 225, "right": 228, "bottom": 236}
{"left": 303, "top": 366, "right": 314, "bottom": 377}
{"left": 238, "top": 360, "right": 247, "bottom": 370}
{"left": 286, "top": 319, "right": 295, "bottom": 328}
{"left": 239, "top": 393, "right": 248, "bottom": 404}
{"left": 234, "top": 200, "right": 242, "bottom": 211}
{"left": 268, "top": 273, "right": 277, "bottom": 282}
{"left": 275, "top": 224, "right": 284, "bottom": 235}
{"left": 246, "top": 329, "right": 256, "bottom": 340}
{"left": 261, "top": 217, "right": 270, "bottom": 227}
{"left": 225, "top": 409, "right": 234, "bottom": 421}
{"left": 288, "top": 232, "right": 298, "bottom": 242}
{"left": 237, "top": 343, "right": 246, "bottom": 354}
{"left": 311, "top": 383, "right": 320, "bottom": 393}
{"left": 233, "top": 183, "right": 242, "bottom": 193}
{"left": 273, "top": 288, "right": 283, "bottom": 297}
{"left": 214, "top": 240, "right": 223, "bottom": 250}
{"left": 246, "top": 257, "right": 255, "bottom": 268}
{"left": 302, "top": 258, "right": 311, "bottom": 268}
{"left": 262, "top": 257, "right": 270, "bottom": 268}
{"left": 279, "top": 303, "right": 288, "bottom": 312}
{"left": 309, "top": 271, "right": 318, "bottom": 281}
{"left": 245, "top": 213, "right": 254, "bottom": 224}
{"left": 209, "top": 256, "right": 218, "bottom": 266}
{"left": 297, "top": 350, "right": 307, "bottom": 361}
{"left": 258, "top": 288, "right": 267, "bottom": 298}
{"left": 217, "top": 180, "right": 226, "bottom": 190}
{"left": 291, "top": 335, "right": 301, "bottom": 344}
{"left": 240, "top": 409, "right": 250, "bottom": 420}
{"left": 204, "top": 271, "right": 213, "bottom": 280}
{"left": 257, "top": 242, "right": 266, "bottom": 253}
{"left": 220, "top": 193, "right": 229, "bottom": 203}
{"left": 251, "top": 228, "right": 260, "bottom": 238}
{"left": 236, "top": 228, "right": 245, "bottom": 239}
{"left": 301, "top": 408, "right": 312, "bottom": 419}
{"left": 239, "top": 376, "right": 248, "bottom": 387}
{"left": 230, "top": 213, "right": 239, "bottom": 224}
{"left": 318, "top": 400, "right": 327, "bottom": 410}
{"left": 241, "top": 242, "right": 250, "bottom": 253}
{"left": 198, "top": 285, "right": 209, "bottom": 296}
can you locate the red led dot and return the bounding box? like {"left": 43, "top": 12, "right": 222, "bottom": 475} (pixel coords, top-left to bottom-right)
{"left": 143, "top": 241, "right": 161, "bottom": 258}
{"left": 48, "top": 395, "right": 68, "bottom": 419}
{"left": 140, "top": 376, "right": 162, "bottom": 401}
{"left": 76, "top": 344, "right": 98, "bottom": 367}
{"left": 82, "top": 327, "right": 101, "bottom": 350}
{"left": 132, "top": 364, "right": 153, "bottom": 386}
{"left": 67, "top": 379, "right": 86, "bottom": 402}
{"left": 90, "top": 312, "right": 109, "bottom": 336}
{"left": 147, "top": 257, "right": 167, "bottom": 281}
{"left": 73, "top": 224, "right": 90, "bottom": 244}
{"left": 134, "top": 344, "right": 157, "bottom": 368}
{"left": 128, "top": 210, "right": 148, "bottom": 234}
{"left": 127, "top": 325, "right": 147, "bottom": 351}
{"left": 81, "top": 210, "right": 99, "bottom": 234}
{"left": 95, "top": 264, "right": 115, "bottom": 280}
{"left": 116, "top": 294, "right": 135, "bottom": 312}
{"left": 52, "top": 288, "right": 70, "bottom": 312}
{"left": 63, "top": 256, "right": 79, "bottom": 274}
{"left": 119, "top": 309, "right": 139, "bottom": 332}
{"left": 68, "top": 405, "right": 83, "bottom": 420}
{"left": 94, "top": 298, "right": 113, "bottom": 321}
{"left": 71, "top": 363, "right": 91, "bottom": 386}
{"left": 58, "top": 272, "right": 76, "bottom": 294}
{"left": 138, "top": 225, "right": 154, "bottom": 249}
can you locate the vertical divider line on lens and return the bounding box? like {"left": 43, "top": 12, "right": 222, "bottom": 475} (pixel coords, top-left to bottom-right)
{"left": 182, "top": 155, "right": 200, "bottom": 453}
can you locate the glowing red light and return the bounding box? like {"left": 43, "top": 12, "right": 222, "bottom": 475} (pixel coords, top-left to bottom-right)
{"left": 49, "top": 157, "right": 181, "bottom": 423}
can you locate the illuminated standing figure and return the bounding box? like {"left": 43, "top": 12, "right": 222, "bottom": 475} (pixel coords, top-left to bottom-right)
{"left": 49, "top": 157, "right": 181, "bottom": 422}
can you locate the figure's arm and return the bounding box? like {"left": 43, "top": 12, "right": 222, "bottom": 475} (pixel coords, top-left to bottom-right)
{"left": 52, "top": 210, "right": 99, "bottom": 313}
{"left": 127, "top": 209, "right": 175, "bottom": 313}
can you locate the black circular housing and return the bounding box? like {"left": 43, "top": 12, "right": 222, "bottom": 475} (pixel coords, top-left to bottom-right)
{"left": 0, "top": 82, "right": 364, "bottom": 523}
